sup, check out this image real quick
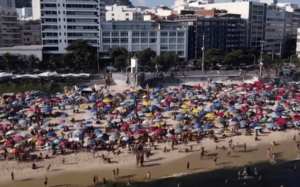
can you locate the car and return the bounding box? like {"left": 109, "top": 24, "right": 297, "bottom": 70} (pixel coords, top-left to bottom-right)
{"left": 105, "top": 66, "right": 118, "bottom": 72}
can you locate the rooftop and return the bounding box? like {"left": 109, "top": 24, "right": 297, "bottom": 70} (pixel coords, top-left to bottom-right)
{"left": 0, "top": 45, "right": 43, "bottom": 50}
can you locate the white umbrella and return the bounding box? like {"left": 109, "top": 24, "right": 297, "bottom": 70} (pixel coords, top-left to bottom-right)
{"left": 6, "top": 130, "right": 16, "bottom": 135}
{"left": 28, "top": 125, "right": 39, "bottom": 131}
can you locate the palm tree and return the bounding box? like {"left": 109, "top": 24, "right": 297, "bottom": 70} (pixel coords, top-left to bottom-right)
{"left": 2, "top": 52, "right": 14, "bottom": 72}
{"left": 26, "top": 54, "right": 39, "bottom": 72}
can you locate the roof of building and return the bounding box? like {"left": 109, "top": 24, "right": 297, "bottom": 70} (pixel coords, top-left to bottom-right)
{"left": 0, "top": 45, "right": 43, "bottom": 50}
{"left": 167, "top": 14, "right": 178, "bottom": 18}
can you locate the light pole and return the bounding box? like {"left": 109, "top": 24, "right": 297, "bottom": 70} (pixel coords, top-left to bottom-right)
{"left": 279, "top": 34, "right": 283, "bottom": 57}
{"left": 201, "top": 32, "right": 207, "bottom": 71}
{"left": 260, "top": 41, "right": 265, "bottom": 77}
{"left": 249, "top": 54, "right": 256, "bottom": 66}
{"left": 97, "top": 45, "right": 100, "bottom": 75}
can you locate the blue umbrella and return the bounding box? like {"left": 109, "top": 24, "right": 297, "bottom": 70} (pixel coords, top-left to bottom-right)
{"left": 204, "top": 124, "right": 213, "bottom": 130}
{"left": 83, "top": 140, "right": 95, "bottom": 147}
{"left": 103, "top": 106, "right": 112, "bottom": 112}
{"left": 47, "top": 132, "right": 57, "bottom": 137}
{"left": 122, "top": 136, "right": 130, "bottom": 141}
{"left": 166, "top": 106, "right": 172, "bottom": 111}
{"left": 249, "top": 122, "right": 256, "bottom": 127}
{"left": 78, "top": 134, "right": 84, "bottom": 140}
{"left": 178, "top": 94, "right": 185, "bottom": 99}
{"left": 58, "top": 124, "right": 65, "bottom": 129}
{"left": 193, "top": 123, "right": 202, "bottom": 129}
{"left": 61, "top": 114, "right": 68, "bottom": 118}
{"left": 44, "top": 107, "right": 52, "bottom": 113}
{"left": 150, "top": 105, "right": 157, "bottom": 111}
{"left": 229, "top": 106, "right": 235, "bottom": 111}
{"left": 132, "top": 125, "right": 141, "bottom": 131}
{"left": 53, "top": 139, "right": 62, "bottom": 144}
{"left": 85, "top": 121, "right": 92, "bottom": 125}
{"left": 196, "top": 128, "right": 202, "bottom": 132}
{"left": 94, "top": 129, "right": 102, "bottom": 134}
{"left": 176, "top": 116, "right": 184, "bottom": 121}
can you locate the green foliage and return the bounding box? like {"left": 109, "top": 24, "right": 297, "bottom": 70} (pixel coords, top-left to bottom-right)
{"left": 135, "top": 48, "right": 156, "bottom": 65}
{"left": 262, "top": 54, "right": 273, "bottom": 67}
{"left": 203, "top": 48, "right": 225, "bottom": 66}
{"left": 108, "top": 47, "right": 129, "bottom": 69}
{"left": 224, "top": 48, "right": 259, "bottom": 65}
{"left": 292, "top": 57, "right": 300, "bottom": 68}
{"left": 153, "top": 51, "right": 179, "bottom": 70}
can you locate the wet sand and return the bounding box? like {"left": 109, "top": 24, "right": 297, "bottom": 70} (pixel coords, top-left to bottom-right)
{"left": 1, "top": 136, "right": 299, "bottom": 187}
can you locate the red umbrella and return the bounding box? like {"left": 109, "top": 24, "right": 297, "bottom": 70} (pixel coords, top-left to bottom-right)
{"left": 154, "top": 128, "right": 165, "bottom": 135}
{"left": 134, "top": 129, "right": 145, "bottom": 135}
{"left": 255, "top": 106, "right": 262, "bottom": 110}
{"left": 13, "top": 136, "right": 25, "bottom": 142}
{"left": 36, "top": 98, "right": 44, "bottom": 102}
{"left": 126, "top": 132, "right": 133, "bottom": 136}
{"left": 148, "top": 127, "right": 158, "bottom": 132}
{"left": 242, "top": 108, "right": 248, "bottom": 112}
{"left": 4, "top": 140, "right": 14, "bottom": 146}
{"left": 163, "top": 101, "right": 170, "bottom": 106}
{"left": 137, "top": 104, "right": 144, "bottom": 110}
{"left": 277, "top": 118, "right": 286, "bottom": 124}
{"left": 168, "top": 135, "right": 177, "bottom": 140}
{"left": 97, "top": 102, "right": 106, "bottom": 107}
{"left": 60, "top": 119, "right": 66, "bottom": 123}
{"left": 294, "top": 117, "right": 300, "bottom": 121}
{"left": 217, "top": 112, "right": 224, "bottom": 117}
{"left": 121, "top": 124, "right": 129, "bottom": 131}
{"left": 229, "top": 98, "right": 235, "bottom": 102}
{"left": 128, "top": 121, "right": 137, "bottom": 125}
{"left": 256, "top": 113, "right": 263, "bottom": 117}
{"left": 59, "top": 141, "right": 67, "bottom": 146}
{"left": 35, "top": 133, "right": 42, "bottom": 138}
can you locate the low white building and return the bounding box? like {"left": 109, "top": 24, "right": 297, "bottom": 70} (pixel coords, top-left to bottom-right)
{"left": 16, "top": 7, "right": 33, "bottom": 20}
{"left": 106, "top": 4, "right": 143, "bottom": 21}
{"left": 0, "top": 45, "right": 43, "bottom": 60}
{"left": 144, "top": 5, "right": 176, "bottom": 17}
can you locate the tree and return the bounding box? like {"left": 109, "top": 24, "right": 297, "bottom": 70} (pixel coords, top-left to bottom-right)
{"left": 108, "top": 47, "right": 129, "bottom": 69}
{"left": 202, "top": 48, "right": 225, "bottom": 67}
{"left": 135, "top": 48, "right": 156, "bottom": 66}
{"left": 292, "top": 57, "right": 300, "bottom": 68}
{"left": 224, "top": 48, "right": 259, "bottom": 65}
{"left": 272, "top": 57, "right": 284, "bottom": 75}
{"left": 25, "top": 54, "right": 39, "bottom": 72}
{"left": 152, "top": 51, "right": 178, "bottom": 71}
{"left": 1, "top": 53, "right": 15, "bottom": 72}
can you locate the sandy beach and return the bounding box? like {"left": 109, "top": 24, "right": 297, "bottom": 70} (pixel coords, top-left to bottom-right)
{"left": 0, "top": 78, "right": 300, "bottom": 187}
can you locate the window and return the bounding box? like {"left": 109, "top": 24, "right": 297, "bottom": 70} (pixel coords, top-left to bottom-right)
{"left": 150, "top": 32, "right": 156, "bottom": 37}
{"left": 103, "top": 45, "right": 110, "bottom": 51}
{"left": 169, "top": 45, "right": 176, "bottom": 50}
{"left": 111, "top": 32, "right": 119, "bottom": 37}
{"left": 161, "top": 45, "right": 168, "bottom": 50}
{"left": 150, "top": 45, "right": 156, "bottom": 50}
{"left": 103, "top": 38, "right": 110, "bottom": 43}
{"left": 177, "top": 45, "right": 184, "bottom": 49}
{"left": 103, "top": 32, "right": 110, "bottom": 37}
{"left": 126, "top": 18, "right": 129, "bottom": 21}
{"left": 112, "top": 38, "right": 119, "bottom": 43}
{"left": 161, "top": 38, "right": 167, "bottom": 43}
{"left": 141, "top": 32, "right": 148, "bottom": 37}
{"left": 132, "top": 45, "right": 139, "bottom": 51}
{"left": 112, "top": 13, "right": 114, "bottom": 16}
{"left": 177, "top": 38, "right": 184, "bottom": 43}
{"left": 141, "top": 45, "right": 148, "bottom": 50}
{"left": 178, "top": 32, "right": 184, "bottom": 37}
{"left": 121, "top": 32, "right": 128, "bottom": 37}
{"left": 177, "top": 51, "right": 184, "bottom": 55}
{"left": 132, "top": 38, "right": 139, "bottom": 43}
{"left": 161, "top": 32, "right": 168, "bottom": 37}
{"left": 126, "top": 13, "right": 129, "bottom": 16}
{"left": 169, "top": 32, "right": 176, "bottom": 37}
{"left": 149, "top": 38, "right": 156, "bottom": 43}
{"left": 169, "top": 38, "right": 176, "bottom": 43}
{"left": 133, "top": 31, "right": 139, "bottom": 36}
{"left": 141, "top": 38, "right": 148, "bottom": 43}
{"left": 121, "top": 38, "right": 128, "bottom": 43}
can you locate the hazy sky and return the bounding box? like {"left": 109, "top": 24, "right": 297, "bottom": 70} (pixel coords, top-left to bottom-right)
{"left": 131, "top": 0, "right": 300, "bottom": 8}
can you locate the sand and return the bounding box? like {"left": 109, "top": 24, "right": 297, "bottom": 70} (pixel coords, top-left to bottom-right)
{"left": 0, "top": 78, "right": 299, "bottom": 187}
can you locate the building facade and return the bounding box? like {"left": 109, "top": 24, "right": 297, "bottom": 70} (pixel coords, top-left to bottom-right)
{"left": 175, "top": 15, "right": 247, "bottom": 60}
{"left": 100, "top": 21, "right": 188, "bottom": 59}
{"left": 39, "top": 0, "right": 105, "bottom": 54}
{"left": 0, "top": 7, "right": 22, "bottom": 47}
{"left": 16, "top": 7, "right": 33, "bottom": 20}
{"left": 297, "top": 28, "right": 300, "bottom": 58}
{"left": 0, "top": 0, "right": 16, "bottom": 8}
{"left": 20, "top": 20, "right": 42, "bottom": 46}
{"left": 106, "top": 5, "right": 143, "bottom": 21}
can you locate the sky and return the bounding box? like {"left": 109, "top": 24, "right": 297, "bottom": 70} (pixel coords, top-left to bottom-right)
{"left": 131, "top": 0, "right": 300, "bottom": 8}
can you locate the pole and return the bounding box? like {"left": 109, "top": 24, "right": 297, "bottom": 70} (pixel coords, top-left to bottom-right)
{"left": 201, "top": 33, "right": 206, "bottom": 71}
{"left": 97, "top": 45, "right": 99, "bottom": 75}
{"left": 279, "top": 34, "right": 283, "bottom": 57}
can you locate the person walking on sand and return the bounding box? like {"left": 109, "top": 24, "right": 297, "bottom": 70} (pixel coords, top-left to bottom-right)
{"left": 147, "top": 171, "right": 151, "bottom": 181}
{"left": 270, "top": 154, "right": 276, "bottom": 164}
{"left": 267, "top": 148, "right": 271, "bottom": 159}
{"left": 93, "top": 175, "right": 96, "bottom": 185}
{"left": 47, "top": 164, "right": 51, "bottom": 171}
{"left": 116, "top": 168, "right": 119, "bottom": 178}
{"left": 11, "top": 172, "right": 14, "bottom": 181}
{"left": 213, "top": 156, "right": 217, "bottom": 166}
{"left": 113, "top": 169, "right": 116, "bottom": 181}
{"left": 187, "top": 162, "right": 190, "bottom": 170}
{"left": 44, "top": 176, "right": 48, "bottom": 187}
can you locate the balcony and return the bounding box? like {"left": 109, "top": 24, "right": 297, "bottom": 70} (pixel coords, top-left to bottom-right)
{"left": 42, "top": 14, "right": 57, "bottom": 18}
{"left": 43, "top": 36, "right": 58, "bottom": 39}
{"left": 66, "top": 0, "right": 99, "bottom": 3}
{"left": 67, "top": 29, "right": 98, "bottom": 32}
{"left": 66, "top": 8, "right": 98, "bottom": 11}
{"left": 43, "top": 42, "right": 58, "bottom": 46}
{"left": 67, "top": 22, "right": 99, "bottom": 25}
{"left": 41, "top": 7, "right": 57, "bottom": 10}
{"left": 41, "top": 0, "right": 56, "bottom": 2}
{"left": 41, "top": 22, "right": 58, "bottom": 25}
{"left": 68, "top": 36, "right": 98, "bottom": 39}
{"left": 66, "top": 14, "right": 98, "bottom": 18}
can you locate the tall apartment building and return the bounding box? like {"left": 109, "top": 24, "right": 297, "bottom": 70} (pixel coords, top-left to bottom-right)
{"left": 0, "top": 7, "right": 22, "bottom": 47}
{"left": 100, "top": 21, "right": 188, "bottom": 59}
{"left": 20, "top": 20, "right": 42, "bottom": 45}
{"left": 175, "top": 15, "right": 247, "bottom": 60}
{"left": 105, "top": 5, "right": 143, "bottom": 21}
{"left": 0, "top": 0, "right": 16, "bottom": 8}
{"left": 38, "top": 0, "right": 105, "bottom": 54}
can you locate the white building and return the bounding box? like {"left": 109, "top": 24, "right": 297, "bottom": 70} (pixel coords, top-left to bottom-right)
{"left": 100, "top": 21, "right": 188, "bottom": 59}
{"left": 297, "top": 28, "right": 300, "bottom": 58}
{"left": 0, "top": 45, "right": 43, "bottom": 60}
{"left": 144, "top": 5, "right": 176, "bottom": 17}
{"left": 37, "top": 0, "right": 105, "bottom": 54}
{"left": 16, "top": 7, "right": 33, "bottom": 20}
{"left": 106, "top": 4, "right": 143, "bottom": 21}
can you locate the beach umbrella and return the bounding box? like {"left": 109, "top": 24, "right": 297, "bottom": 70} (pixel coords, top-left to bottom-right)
{"left": 6, "top": 130, "right": 16, "bottom": 136}
{"left": 120, "top": 124, "right": 129, "bottom": 131}
{"left": 134, "top": 129, "right": 145, "bottom": 135}
{"left": 14, "top": 142, "right": 24, "bottom": 148}
{"left": 0, "top": 139, "right": 8, "bottom": 143}
{"left": 10, "top": 148, "right": 21, "bottom": 154}
{"left": 143, "top": 102, "right": 151, "bottom": 106}
{"left": 29, "top": 125, "right": 40, "bottom": 131}
{"left": 175, "top": 128, "right": 182, "bottom": 133}
{"left": 53, "top": 139, "right": 62, "bottom": 144}
{"left": 277, "top": 118, "right": 286, "bottom": 124}
{"left": 154, "top": 128, "right": 165, "bottom": 135}
{"left": 103, "top": 106, "right": 112, "bottom": 112}
{"left": 61, "top": 114, "right": 68, "bottom": 118}
{"left": 254, "top": 126, "right": 263, "bottom": 130}
{"left": 145, "top": 113, "right": 153, "bottom": 117}
{"left": 205, "top": 113, "right": 217, "bottom": 118}
{"left": 58, "top": 124, "right": 65, "bottom": 129}
{"left": 43, "top": 117, "right": 51, "bottom": 122}
{"left": 204, "top": 124, "right": 213, "bottom": 130}
{"left": 122, "top": 136, "right": 130, "bottom": 141}
{"left": 18, "top": 119, "right": 27, "bottom": 126}
{"left": 132, "top": 125, "right": 141, "bottom": 131}
{"left": 35, "top": 140, "right": 45, "bottom": 146}
{"left": 103, "top": 98, "right": 113, "bottom": 103}
{"left": 97, "top": 102, "right": 106, "bottom": 107}
{"left": 153, "top": 123, "right": 162, "bottom": 127}
{"left": 181, "top": 104, "right": 189, "bottom": 109}
{"left": 13, "top": 136, "right": 25, "bottom": 142}
{"left": 4, "top": 140, "right": 14, "bottom": 146}
{"left": 148, "top": 126, "right": 158, "bottom": 132}
{"left": 47, "top": 131, "right": 57, "bottom": 137}
{"left": 193, "top": 123, "right": 202, "bottom": 129}
{"left": 0, "top": 113, "right": 8, "bottom": 118}
{"left": 192, "top": 109, "right": 200, "bottom": 113}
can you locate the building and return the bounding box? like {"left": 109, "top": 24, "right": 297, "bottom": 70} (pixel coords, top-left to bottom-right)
{"left": 297, "top": 28, "right": 300, "bottom": 58}
{"left": 37, "top": 0, "right": 105, "bottom": 54}
{"left": 0, "top": 0, "right": 16, "bottom": 8}
{"left": 106, "top": 4, "right": 143, "bottom": 21}
{"left": 16, "top": 7, "right": 33, "bottom": 20}
{"left": 0, "top": 7, "right": 22, "bottom": 47}
{"left": 175, "top": 15, "right": 247, "bottom": 60}
{"left": 188, "top": 1, "right": 267, "bottom": 49}
{"left": 20, "top": 20, "right": 42, "bottom": 46}
{"left": 32, "top": 0, "right": 41, "bottom": 20}
{"left": 100, "top": 21, "right": 188, "bottom": 59}
{"left": 144, "top": 5, "right": 177, "bottom": 17}
{"left": 0, "top": 45, "right": 43, "bottom": 60}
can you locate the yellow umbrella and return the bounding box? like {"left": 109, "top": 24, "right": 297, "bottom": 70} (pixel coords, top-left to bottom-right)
{"left": 145, "top": 113, "right": 153, "bottom": 117}
{"left": 0, "top": 139, "right": 8, "bottom": 143}
{"left": 205, "top": 113, "right": 217, "bottom": 118}
{"left": 69, "top": 117, "right": 74, "bottom": 121}
{"left": 28, "top": 137, "right": 36, "bottom": 142}
{"left": 144, "top": 102, "right": 151, "bottom": 106}
{"left": 1, "top": 99, "right": 5, "bottom": 103}
{"left": 153, "top": 123, "right": 161, "bottom": 127}
{"left": 192, "top": 109, "right": 200, "bottom": 113}
{"left": 103, "top": 98, "right": 113, "bottom": 103}
{"left": 181, "top": 104, "right": 189, "bottom": 109}
{"left": 80, "top": 103, "right": 85, "bottom": 108}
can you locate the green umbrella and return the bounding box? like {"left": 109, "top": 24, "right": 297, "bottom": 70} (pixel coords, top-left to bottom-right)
{"left": 14, "top": 142, "right": 25, "bottom": 148}
{"left": 0, "top": 113, "right": 8, "bottom": 118}
{"left": 218, "top": 117, "right": 225, "bottom": 122}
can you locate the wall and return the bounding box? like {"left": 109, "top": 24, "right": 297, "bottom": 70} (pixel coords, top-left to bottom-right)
{"left": 32, "top": 0, "right": 41, "bottom": 20}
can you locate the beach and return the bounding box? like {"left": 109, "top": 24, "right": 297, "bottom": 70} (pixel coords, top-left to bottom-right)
{"left": 0, "top": 78, "right": 300, "bottom": 187}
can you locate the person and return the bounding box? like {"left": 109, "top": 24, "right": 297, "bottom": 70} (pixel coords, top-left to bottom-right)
{"left": 270, "top": 154, "right": 276, "bottom": 164}
{"left": 47, "top": 164, "right": 51, "bottom": 171}
{"left": 227, "top": 151, "right": 231, "bottom": 157}
{"left": 113, "top": 169, "right": 116, "bottom": 180}
{"left": 267, "top": 148, "right": 271, "bottom": 159}
{"left": 294, "top": 164, "right": 298, "bottom": 171}
{"left": 11, "top": 172, "right": 14, "bottom": 181}
{"left": 147, "top": 171, "right": 151, "bottom": 181}
{"left": 93, "top": 175, "right": 96, "bottom": 185}
{"left": 213, "top": 156, "right": 217, "bottom": 166}
{"left": 103, "top": 178, "right": 106, "bottom": 184}
{"left": 44, "top": 176, "right": 48, "bottom": 187}
{"left": 62, "top": 158, "right": 65, "bottom": 165}
{"left": 127, "top": 178, "right": 131, "bottom": 186}
{"left": 116, "top": 168, "right": 119, "bottom": 178}
{"left": 187, "top": 162, "right": 190, "bottom": 170}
